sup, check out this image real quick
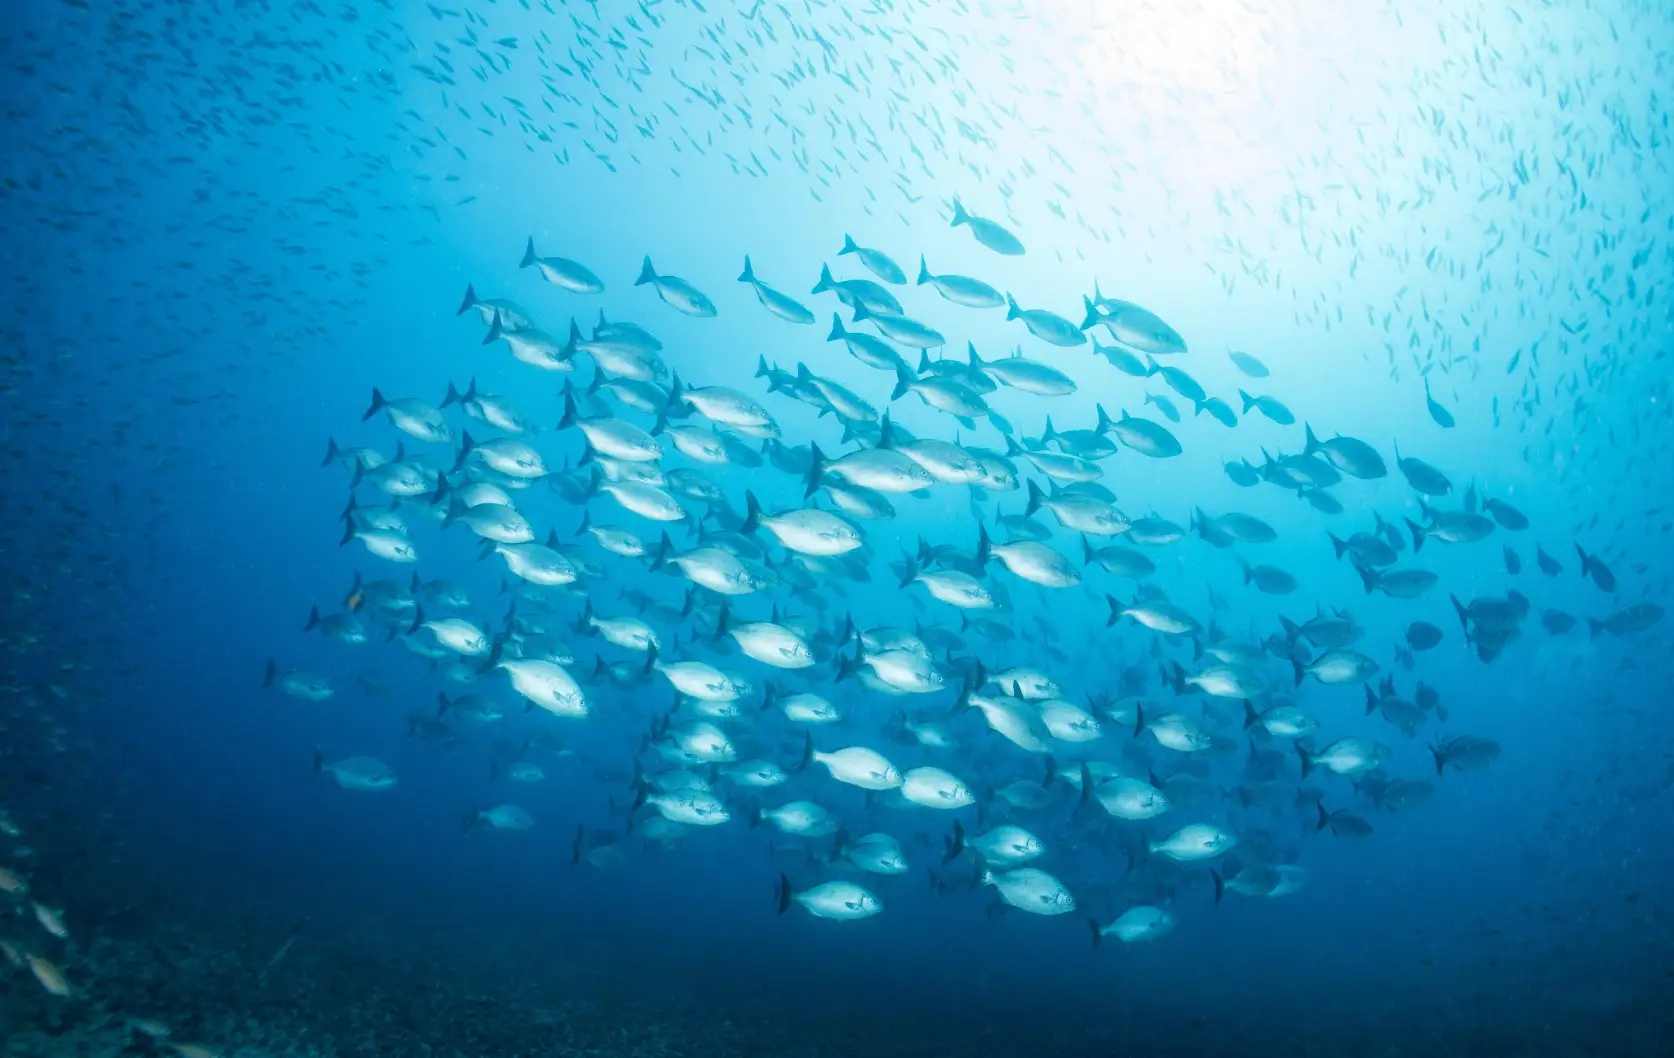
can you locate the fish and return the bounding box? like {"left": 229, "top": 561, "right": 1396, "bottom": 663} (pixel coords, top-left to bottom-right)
{"left": 312, "top": 751, "right": 398, "bottom": 791}
{"left": 777, "top": 876, "right": 882, "bottom": 921}
{"left": 634, "top": 256, "right": 717, "bottom": 317}
{"left": 737, "top": 256, "right": 816, "bottom": 324}
{"left": 1005, "top": 295, "right": 1086, "bottom": 347}
{"left": 949, "top": 196, "right": 1025, "bottom": 255}
{"left": 916, "top": 257, "right": 1004, "bottom": 308}
{"left": 838, "top": 235, "right": 906, "bottom": 285}
{"left": 519, "top": 236, "right": 603, "bottom": 293}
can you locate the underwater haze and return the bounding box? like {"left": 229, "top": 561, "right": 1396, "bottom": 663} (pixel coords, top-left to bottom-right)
{"left": 2, "top": 0, "right": 1672, "bottom": 1055}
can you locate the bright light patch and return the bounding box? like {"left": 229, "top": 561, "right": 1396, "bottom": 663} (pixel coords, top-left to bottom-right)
{"left": 1039, "top": 0, "right": 1282, "bottom": 105}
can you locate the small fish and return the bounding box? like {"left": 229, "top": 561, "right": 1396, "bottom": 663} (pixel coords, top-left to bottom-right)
{"left": 519, "top": 236, "right": 603, "bottom": 293}
{"left": 1423, "top": 378, "right": 1455, "bottom": 428}
{"left": 1228, "top": 350, "right": 1269, "bottom": 377}
{"left": 26, "top": 954, "right": 71, "bottom": 997}
{"left": 737, "top": 256, "right": 815, "bottom": 324}
{"left": 634, "top": 256, "right": 717, "bottom": 317}
{"left": 950, "top": 196, "right": 1025, "bottom": 255}
{"left": 839, "top": 235, "right": 906, "bottom": 284}
{"left": 776, "top": 875, "right": 882, "bottom": 920}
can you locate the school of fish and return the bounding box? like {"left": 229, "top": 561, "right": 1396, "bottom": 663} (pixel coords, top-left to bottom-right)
{"left": 275, "top": 214, "right": 1664, "bottom": 941}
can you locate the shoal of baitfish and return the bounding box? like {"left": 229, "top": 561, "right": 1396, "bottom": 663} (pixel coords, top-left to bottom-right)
{"left": 274, "top": 203, "right": 1662, "bottom": 943}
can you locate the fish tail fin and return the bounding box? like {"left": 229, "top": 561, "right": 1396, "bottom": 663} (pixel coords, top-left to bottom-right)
{"left": 813, "top": 264, "right": 834, "bottom": 295}
{"left": 1005, "top": 292, "right": 1020, "bottom": 320}
{"left": 1449, "top": 594, "right": 1468, "bottom": 632}
{"left": 1586, "top": 617, "right": 1604, "bottom": 639}
{"left": 1212, "top": 870, "right": 1225, "bottom": 905}
{"left": 803, "top": 442, "right": 826, "bottom": 499}
{"left": 1094, "top": 403, "right": 1115, "bottom": 435}
{"left": 1328, "top": 532, "right": 1348, "bottom": 561}
{"left": 834, "top": 650, "right": 860, "bottom": 682}
{"left": 896, "top": 554, "right": 917, "bottom": 589}
{"left": 452, "top": 430, "right": 476, "bottom": 474}
{"left": 482, "top": 310, "right": 504, "bottom": 345}
{"left": 312, "top": 747, "right": 324, "bottom": 775}
{"left": 1087, "top": 919, "right": 1103, "bottom": 947}
{"left": 1104, "top": 593, "right": 1124, "bottom": 628}
{"left": 891, "top": 364, "right": 913, "bottom": 401}
{"left": 840, "top": 234, "right": 859, "bottom": 256}
{"left": 558, "top": 392, "right": 580, "bottom": 431}
{"left": 914, "top": 534, "right": 934, "bottom": 568}
{"left": 776, "top": 873, "right": 792, "bottom": 915}
{"left": 648, "top": 531, "right": 673, "bottom": 571}
{"left": 361, "top": 387, "right": 387, "bottom": 421}
{"left": 825, "top": 311, "right": 845, "bottom": 340}
{"left": 519, "top": 237, "right": 536, "bottom": 268}
{"left": 942, "top": 819, "right": 965, "bottom": 864}
{"left": 1239, "top": 389, "right": 1256, "bottom": 413}
{"left": 635, "top": 256, "right": 657, "bottom": 286}
{"left": 916, "top": 255, "right": 931, "bottom": 285}
{"left": 1405, "top": 518, "right": 1427, "bottom": 553}
{"left": 1296, "top": 741, "right": 1314, "bottom": 778}
{"left": 1077, "top": 535, "right": 1099, "bottom": 569}
{"left": 321, "top": 437, "right": 341, "bottom": 467}
{"left": 737, "top": 254, "right": 755, "bottom": 284}
{"left": 1242, "top": 700, "right": 1261, "bottom": 730}
{"left": 1292, "top": 657, "right": 1307, "bottom": 688}
{"left": 876, "top": 411, "right": 899, "bottom": 451}
{"left": 562, "top": 318, "right": 582, "bottom": 360}
{"left": 304, "top": 605, "right": 321, "bottom": 632}
{"left": 263, "top": 659, "right": 278, "bottom": 689}
{"left": 974, "top": 523, "right": 992, "bottom": 567}
{"left": 1080, "top": 295, "right": 1101, "bottom": 330}
{"left": 950, "top": 196, "right": 969, "bottom": 227}
{"left": 1356, "top": 563, "right": 1378, "bottom": 595}
{"left": 456, "top": 283, "right": 477, "bottom": 315}
{"left": 1303, "top": 422, "right": 1321, "bottom": 456}
{"left": 1023, "top": 478, "right": 1046, "bottom": 519}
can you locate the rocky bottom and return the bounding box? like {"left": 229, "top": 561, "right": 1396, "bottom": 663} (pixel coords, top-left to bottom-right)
{"left": 4, "top": 914, "right": 1672, "bottom": 1058}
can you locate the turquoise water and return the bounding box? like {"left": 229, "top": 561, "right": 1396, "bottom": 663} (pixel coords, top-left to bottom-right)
{"left": 1, "top": 0, "right": 1671, "bottom": 1054}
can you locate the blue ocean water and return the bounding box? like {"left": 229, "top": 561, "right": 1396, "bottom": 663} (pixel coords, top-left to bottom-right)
{"left": 2, "top": 0, "right": 1672, "bottom": 1055}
